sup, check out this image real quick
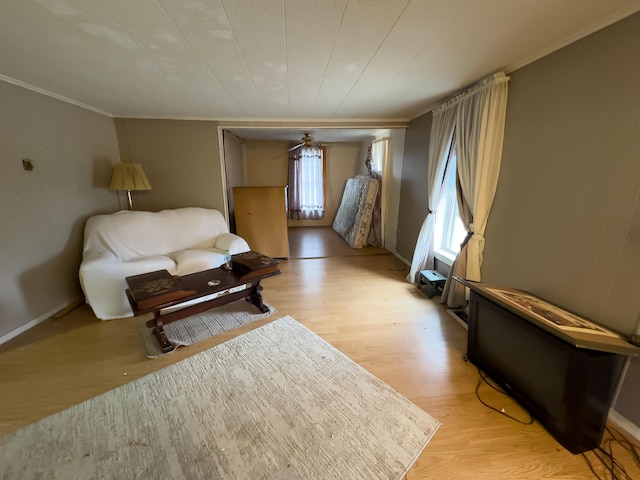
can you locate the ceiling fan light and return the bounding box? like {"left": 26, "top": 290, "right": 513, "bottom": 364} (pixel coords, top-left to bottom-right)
{"left": 289, "top": 132, "right": 317, "bottom": 151}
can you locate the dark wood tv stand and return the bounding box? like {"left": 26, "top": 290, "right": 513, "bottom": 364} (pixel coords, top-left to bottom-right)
{"left": 457, "top": 279, "right": 640, "bottom": 454}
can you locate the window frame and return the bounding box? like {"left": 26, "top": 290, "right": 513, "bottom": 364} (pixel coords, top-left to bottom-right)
{"left": 290, "top": 145, "right": 326, "bottom": 220}
{"left": 434, "top": 138, "right": 465, "bottom": 266}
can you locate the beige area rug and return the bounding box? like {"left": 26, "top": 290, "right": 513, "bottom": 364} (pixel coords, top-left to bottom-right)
{"left": 1, "top": 316, "right": 440, "bottom": 480}
{"left": 139, "top": 300, "right": 276, "bottom": 358}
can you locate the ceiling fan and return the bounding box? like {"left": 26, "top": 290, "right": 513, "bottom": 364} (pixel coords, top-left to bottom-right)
{"left": 288, "top": 132, "right": 318, "bottom": 152}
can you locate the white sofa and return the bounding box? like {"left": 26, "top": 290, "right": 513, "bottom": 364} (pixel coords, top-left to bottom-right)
{"left": 79, "top": 207, "right": 250, "bottom": 320}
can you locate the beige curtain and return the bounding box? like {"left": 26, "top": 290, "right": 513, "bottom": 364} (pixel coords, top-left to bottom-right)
{"left": 365, "top": 146, "right": 383, "bottom": 247}
{"left": 407, "top": 106, "right": 457, "bottom": 282}
{"left": 442, "top": 72, "right": 510, "bottom": 307}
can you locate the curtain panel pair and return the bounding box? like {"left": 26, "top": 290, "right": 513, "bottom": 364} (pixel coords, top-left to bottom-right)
{"left": 408, "top": 72, "right": 509, "bottom": 308}
{"left": 288, "top": 146, "right": 324, "bottom": 220}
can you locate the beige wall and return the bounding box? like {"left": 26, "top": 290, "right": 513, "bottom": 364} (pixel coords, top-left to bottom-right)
{"left": 243, "top": 140, "right": 290, "bottom": 187}
{"left": 396, "top": 112, "right": 432, "bottom": 262}
{"left": 114, "top": 119, "right": 225, "bottom": 214}
{"left": 483, "top": 12, "right": 640, "bottom": 336}
{"left": 384, "top": 130, "right": 406, "bottom": 254}
{"left": 320, "top": 143, "right": 368, "bottom": 227}
{"left": 222, "top": 130, "right": 245, "bottom": 232}
{"left": 0, "top": 81, "right": 120, "bottom": 339}
{"left": 481, "top": 12, "right": 640, "bottom": 427}
{"left": 242, "top": 140, "right": 366, "bottom": 227}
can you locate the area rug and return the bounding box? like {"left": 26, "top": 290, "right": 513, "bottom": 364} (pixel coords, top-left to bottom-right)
{"left": 139, "top": 299, "right": 276, "bottom": 358}
{"left": 0, "top": 316, "right": 440, "bottom": 480}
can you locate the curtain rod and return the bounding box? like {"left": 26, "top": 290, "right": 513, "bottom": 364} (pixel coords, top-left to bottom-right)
{"left": 431, "top": 72, "right": 510, "bottom": 115}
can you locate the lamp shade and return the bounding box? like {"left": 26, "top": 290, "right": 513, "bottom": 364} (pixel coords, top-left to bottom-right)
{"left": 109, "top": 163, "right": 152, "bottom": 191}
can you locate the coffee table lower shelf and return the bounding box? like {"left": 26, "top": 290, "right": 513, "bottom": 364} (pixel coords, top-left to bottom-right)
{"left": 126, "top": 263, "right": 280, "bottom": 353}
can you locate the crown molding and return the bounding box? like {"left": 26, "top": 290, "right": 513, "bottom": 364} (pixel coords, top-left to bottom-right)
{"left": 0, "top": 74, "right": 113, "bottom": 117}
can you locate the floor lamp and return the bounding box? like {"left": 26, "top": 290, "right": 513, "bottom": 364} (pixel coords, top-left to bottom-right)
{"left": 109, "top": 163, "right": 152, "bottom": 210}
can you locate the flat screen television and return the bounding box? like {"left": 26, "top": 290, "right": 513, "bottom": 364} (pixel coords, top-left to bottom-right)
{"left": 467, "top": 290, "right": 626, "bottom": 454}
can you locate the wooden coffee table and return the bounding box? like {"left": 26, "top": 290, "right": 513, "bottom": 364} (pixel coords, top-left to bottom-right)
{"left": 125, "top": 251, "right": 280, "bottom": 353}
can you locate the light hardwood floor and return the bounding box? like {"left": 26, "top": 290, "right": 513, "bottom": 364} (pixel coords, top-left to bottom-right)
{"left": 0, "top": 228, "right": 637, "bottom": 479}
{"left": 288, "top": 226, "right": 388, "bottom": 258}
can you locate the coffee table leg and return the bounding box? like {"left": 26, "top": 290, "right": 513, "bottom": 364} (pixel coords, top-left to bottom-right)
{"left": 152, "top": 314, "right": 174, "bottom": 353}
{"left": 246, "top": 283, "right": 269, "bottom": 313}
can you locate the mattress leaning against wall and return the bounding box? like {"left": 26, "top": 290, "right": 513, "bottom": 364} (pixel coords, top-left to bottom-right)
{"left": 332, "top": 176, "right": 379, "bottom": 248}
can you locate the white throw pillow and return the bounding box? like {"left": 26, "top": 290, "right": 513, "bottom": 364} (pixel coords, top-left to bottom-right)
{"left": 170, "top": 249, "right": 226, "bottom": 276}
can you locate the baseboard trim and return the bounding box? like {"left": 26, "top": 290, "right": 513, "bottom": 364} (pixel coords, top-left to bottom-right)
{"left": 447, "top": 308, "right": 468, "bottom": 330}
{"left": 0, "top": 297, "right": 81, "bottom": 346}
{"left": 391, "top": 250, "right": 411, "bottom": 267}
{"left": 608, "top": 410, "right": 640, "bottom": 442}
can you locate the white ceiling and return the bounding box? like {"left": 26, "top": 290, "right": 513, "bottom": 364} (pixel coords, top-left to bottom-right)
{"left": 1, "top": 0, "right": 640, "bottom": 125}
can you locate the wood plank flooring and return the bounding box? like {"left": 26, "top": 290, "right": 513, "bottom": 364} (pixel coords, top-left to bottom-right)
{"left": 288, "top": 226, "right": 387, "bottom": 258}
{"left": 0, "top": 228, "right": 637, "bottom": 479}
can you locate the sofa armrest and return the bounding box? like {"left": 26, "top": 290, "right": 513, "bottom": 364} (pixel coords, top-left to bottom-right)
{"left": 79, "top": 254, "right": 176, "bottom": 320}
{"left": 214, "top": 233, "right": 250, "bottom": 254}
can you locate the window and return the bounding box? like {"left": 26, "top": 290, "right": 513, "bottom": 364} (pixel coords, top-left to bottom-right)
{"left": 299, "top": 146, "right": 324, "bottom": 217}
{"left": 434, "top": 141, "right": 466, "bottom": 265}
{"left": 370, "top": 139, "right": 386, "bottom": 174}
{"left": 288, "top": 146, "right": 325, "bottom": 220}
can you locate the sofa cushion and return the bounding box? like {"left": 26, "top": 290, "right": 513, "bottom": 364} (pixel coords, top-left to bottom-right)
{"left": 170, "top": 249, "right": 226, "bottom": 276}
